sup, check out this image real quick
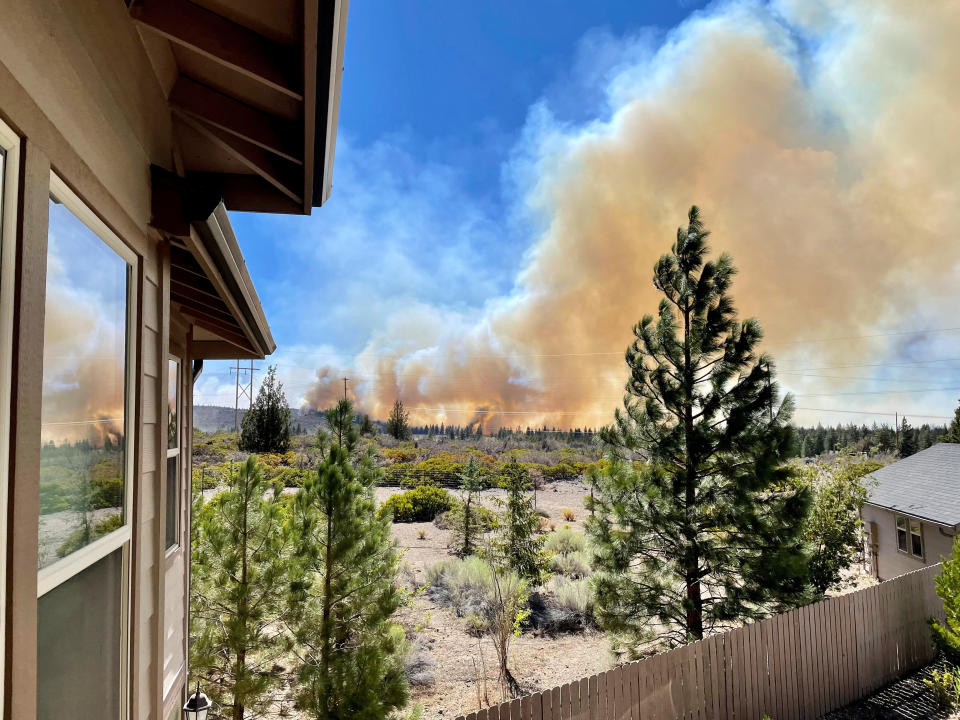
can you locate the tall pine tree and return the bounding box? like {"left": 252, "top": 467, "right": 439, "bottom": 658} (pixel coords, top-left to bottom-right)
{"left": 943, "top": 400, "right": 960, "bottom": 443}
{"left": 898, "top": 416, "right": 918, "bottom": 458}
{"left": 587, "top": 206, "right": 812, "bottom": 653}
{"left": 386, "top": 398, "right": 411, "bottom": 441}
{"left": 190, "top": 456, "right": 291, "bottom": 720}
{"left": 288, "top": 399, "right": 408, "bottom": 719}
{"left": 239, "top": 365, "right": 291, "bottom": 453}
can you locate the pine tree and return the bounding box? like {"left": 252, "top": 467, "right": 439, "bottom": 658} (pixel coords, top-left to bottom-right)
{"left": 495, "top": 459, "right": 548, "bottom": 583}
{"left": 359, "top": 413, "right": 375, "bottom": 436}
{"left": 587, "top": 206, "right": 812, "bottom": 653}
{"left": 451, "top": 455, "right": 486, "bottom": 556}
{"left": 386, "top": 398, "right": 411, "bottom": 441}
{"left": 288, "top": 399, "right": 407, "bottom": 719}
{"left": 190, "top": 456, "right": 291, "bottom": 720}
{"left": 931, "top": 537, "right": 960, "bottom": 662}
{"left": 899, "top": 417, "right": 918, "bottom": 458}
{"left": 942, "top": 401, "right": 960, "bottom": 443}
{"left": 239, "top": 365, "right": 291, "bottom": 453}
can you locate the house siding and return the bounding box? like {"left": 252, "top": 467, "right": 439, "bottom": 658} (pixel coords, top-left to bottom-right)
{"left": 0, "top": 1, "right": 184, "bottom": 718}
{"left": 862, "top": 504, "right": 957, "bottom": 581}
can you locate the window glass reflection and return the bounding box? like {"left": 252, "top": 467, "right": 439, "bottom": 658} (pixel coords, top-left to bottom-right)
{"left": 168, "top": 359, "right": 178, "bottom": 449}
{"left": 39, "top": 197, "right": 128, "bottom": 569}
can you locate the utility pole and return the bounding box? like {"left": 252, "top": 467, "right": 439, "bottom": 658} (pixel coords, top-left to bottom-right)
{"left": 342, "top": 377, "right": 349, "bottom": 400}
{"left": 894, "top": 411, "right": 899, "bottom": 454}
{"left": 232, "top": 360, "right": 257, "bottom": 433}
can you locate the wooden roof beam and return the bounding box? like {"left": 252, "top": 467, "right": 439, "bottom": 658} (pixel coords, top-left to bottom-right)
{"left": 175, "top": 305, "right": 251, "bottom": 351}
{"left": 192, "top": 340, "right": 260, "bottom": 360}
{"left": 188, "top": 173, "right": 303, "bottom": 214}
{"left": 130, "top": 0, "right": 302, "bottom": 100}
{"left": 171, "top": 289, "right": 238, "bottom": 328}
{"left": 170, "top": 275, "right": 227, "bottom": 307}
{"left": 169, "top": 77, "right": 301, "bottom": 164}
{"left": 175, "top": 112, "right": 303, "bottom": 205}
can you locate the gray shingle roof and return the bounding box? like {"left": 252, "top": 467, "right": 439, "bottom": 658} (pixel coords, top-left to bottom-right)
{"left": 865, "top": 443, "right": 960, "bottom": 526}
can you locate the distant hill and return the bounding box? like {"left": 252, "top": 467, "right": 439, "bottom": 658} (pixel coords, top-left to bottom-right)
{"left": 193, "top": 405, "right": 330, "bottom": 434}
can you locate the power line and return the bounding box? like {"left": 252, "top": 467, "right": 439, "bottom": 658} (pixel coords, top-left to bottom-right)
{"left": 793, "top": 407, "right": 953, "bottom": 421}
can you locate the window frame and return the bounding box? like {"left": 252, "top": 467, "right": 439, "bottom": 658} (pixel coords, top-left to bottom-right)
{"left": 0, "top": 115, "right": 22, "bottom": 720}
{"left": 894, "top": 513, "right": 924, "bottom": 560}
{"left": 37, "top": 172, "right": 137, "bottom": 719}
{"left": 895, "top": 515, "right": 908, "bottom": 553}
{"left": 166, "top": 355, "right": 182, "bottom": 554}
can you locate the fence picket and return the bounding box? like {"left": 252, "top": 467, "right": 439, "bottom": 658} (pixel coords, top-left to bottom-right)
{"left": 825, "top": 597, "right": 838, "bottom": 711}
{"left": 626, "top": 660, "right": 640, "bottom": 720}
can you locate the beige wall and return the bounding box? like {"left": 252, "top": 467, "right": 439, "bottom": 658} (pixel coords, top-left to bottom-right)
{"left": 0, "top": 1, "right": 189, "bottom": 718}
{"left": 862, "top": 504, "right": 957, "bottom": 581}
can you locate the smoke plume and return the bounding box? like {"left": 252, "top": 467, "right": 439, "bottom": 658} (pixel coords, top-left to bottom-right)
{"left": 304, "top": 0, "right": 960, "bottom": 430}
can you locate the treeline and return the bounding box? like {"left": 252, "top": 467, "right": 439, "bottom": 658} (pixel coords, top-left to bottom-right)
{"left": 790, "top": 421, "right": 948, "bottom": 458}
{"left": 410, "top": 422, "right": 599, "bottom": 443}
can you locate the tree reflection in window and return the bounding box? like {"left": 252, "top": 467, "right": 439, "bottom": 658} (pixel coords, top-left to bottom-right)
{"left": 38, "top": 197, "right": 129, "bottom": 569}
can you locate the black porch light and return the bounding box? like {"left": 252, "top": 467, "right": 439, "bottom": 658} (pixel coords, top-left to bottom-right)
{"left": 182, "top": 681, "right": 211, "bottom": 720}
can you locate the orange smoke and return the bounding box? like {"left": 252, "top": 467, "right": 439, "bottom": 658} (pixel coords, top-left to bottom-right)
{"left": 40, "top": 246, "right": 127, "bottom": 448}
{"left": 305, "top": 0, "right": 960, "bottom": 430}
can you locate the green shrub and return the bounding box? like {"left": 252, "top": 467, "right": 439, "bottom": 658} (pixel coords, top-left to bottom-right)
{"left": 91, "top": 474, "right": 124, "bottom": 509}
{"left": 445, "top": 502, "right": 498, "bottom": 534}
{"left": 931, "top": 537, "right": 960, "bottom": 662}
{"left": 56, "top": 512, "right": 123, "bottom": 558}
{"left": 379, "top": 486, "right": 454, "bottom": 523}
{"left": 39, "top": 469, "right": 73, "bottom": 515}
{"left": 426, "top": 556, "right": 526, "bottom": 635}
{"left": 553, "top": 577, "right": 594, "bottom": 617}
{"left": 550, "top": 551, "right": 591, "bottom": 579}
{"left": 545, "top": 528, "right": 586, "bottom": 556}
{"left": 924, "top": 668, "right": 960, "bottom": 709}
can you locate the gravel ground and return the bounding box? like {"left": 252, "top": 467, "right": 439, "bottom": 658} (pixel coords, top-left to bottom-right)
{"left": 820, "top": 659, "right": 960, "bottom": 720}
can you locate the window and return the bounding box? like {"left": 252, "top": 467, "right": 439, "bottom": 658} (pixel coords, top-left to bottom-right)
{"left": 166, "top": 357, "right": 181, "bottom": 550}
{"left": 38, "top": 174, "right": 136, "bottom": 720}
{"left": 896, "top": 516, "right": 908, "bottom": 553}
{"left": 910, "top": 519, "right": 924, "bottom": 558}
{"left": 0, "top": 116, "right": 21, "bottom": 720}
{"left": 895, "top": 514, "right": 924, "bottom": 559}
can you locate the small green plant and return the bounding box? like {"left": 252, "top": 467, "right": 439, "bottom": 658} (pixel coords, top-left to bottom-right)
{"left": 924, "top": 668, "right": 960, "bottom": 709}
{"left": 379, "top": 485, "right": 455, "bottom": 523}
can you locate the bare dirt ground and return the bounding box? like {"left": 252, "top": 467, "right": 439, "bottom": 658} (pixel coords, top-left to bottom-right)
{"left": 378, "top": 481, "right": 613, "bottom": 720}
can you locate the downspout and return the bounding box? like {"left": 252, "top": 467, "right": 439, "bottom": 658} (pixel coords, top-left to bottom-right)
{"left": 185, "top": 357, "right": 203, "bottom": 699}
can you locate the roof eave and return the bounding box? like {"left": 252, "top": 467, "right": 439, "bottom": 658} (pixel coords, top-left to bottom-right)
{"left": 312, "top": 0, "right": 348, "bottom": 208}
{"left": 861, "top": 500, "right": 959, "bottom": 529}
{"left": 188, "top": 204, "right": 275, "bottom": 358}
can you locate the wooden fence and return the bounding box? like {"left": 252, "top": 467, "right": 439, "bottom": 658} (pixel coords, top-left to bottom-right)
{"left": 457, "top": 564, "right": 945, "bottom": 720}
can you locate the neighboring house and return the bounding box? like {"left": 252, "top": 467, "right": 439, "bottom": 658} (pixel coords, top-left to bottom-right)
{"left": 861, "top": 442, "right": 960, "bottom": 581}
{"left": 0, "top": 2, "right": 347, "bottom": 719}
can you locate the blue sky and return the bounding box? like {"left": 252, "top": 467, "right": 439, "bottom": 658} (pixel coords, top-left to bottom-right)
{"left": 196, "top": 1, "right": 960, "bottom": 430}
{"left": 230, "top": 1, "right": 708, "bottom": 350}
